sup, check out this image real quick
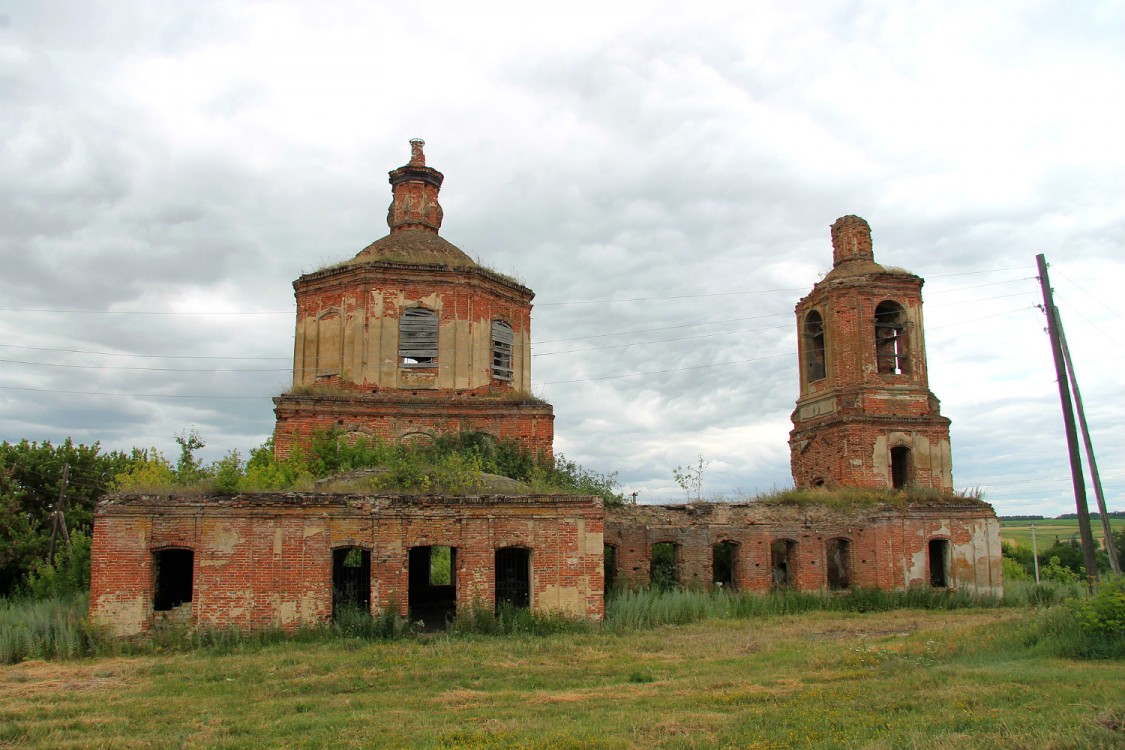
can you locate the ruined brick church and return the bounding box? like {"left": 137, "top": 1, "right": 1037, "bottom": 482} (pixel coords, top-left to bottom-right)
{"left": 90, "top": 143, "right": 1000, "bottom": 636}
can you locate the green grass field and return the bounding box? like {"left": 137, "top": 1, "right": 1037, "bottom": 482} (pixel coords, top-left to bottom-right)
{"left": 2, "top": 608, "right": 1122, "bottom": 749}
{"left": 999, "top": 518, "right": 1125, "bottom": 552}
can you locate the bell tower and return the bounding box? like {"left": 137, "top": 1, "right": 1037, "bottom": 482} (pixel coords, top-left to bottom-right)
{"left": 789, "top": 215, "right": 952, "bottom": 491}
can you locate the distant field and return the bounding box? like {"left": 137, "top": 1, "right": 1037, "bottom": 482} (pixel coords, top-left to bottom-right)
{"left": 1000, "top": 518, "right": 1125, "bottom": 552}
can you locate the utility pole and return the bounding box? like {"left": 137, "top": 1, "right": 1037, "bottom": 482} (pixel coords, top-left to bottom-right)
{"left": 1031, "top": 522, "right": 1040, "bottom": 584}
{"left": 1060, "top": 325, "right": 1120, "bottom": 575}
{"left": 1036, "top": 254, "right": 1098, "bottom": 586}
{"left": 47, "top": 463, "right": 71, "bottom": 562}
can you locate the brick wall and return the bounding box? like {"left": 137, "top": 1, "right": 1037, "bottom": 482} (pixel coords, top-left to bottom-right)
{"left": 272, "top": 392, "right": 555, "bottom": 459}
{"left": 605, "top": 501, "right": 1001, "bottom": 595}
{"left": 90, "top": 493, "right": 603, "bottom": 637}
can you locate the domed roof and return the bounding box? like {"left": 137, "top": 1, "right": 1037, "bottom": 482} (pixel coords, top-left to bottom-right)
{"left": 351, "top": 228, "right": 478, "bottom": 268}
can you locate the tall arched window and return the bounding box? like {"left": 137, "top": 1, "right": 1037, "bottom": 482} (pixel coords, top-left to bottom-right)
{"left": 804, "top": 310, "right": 826, "bottom": 382}
{"left": 399, "top": 308, "right": 438, "bottom": 366}
{"left": 874, "top": 301, "right": 909, "bottom": 375}
{"left": 491, "top": 320, "right": 514, "bottom": 381}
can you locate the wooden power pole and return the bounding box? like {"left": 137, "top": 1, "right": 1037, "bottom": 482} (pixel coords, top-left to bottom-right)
{"left": 47, "top": 463, "right": 71, "bottom": 562}
{"left": 1060, "top": 321, "right": 1120, "bottom": 575}
{"left": 1035, "top": 254, "right": 1099, "bottom": 585}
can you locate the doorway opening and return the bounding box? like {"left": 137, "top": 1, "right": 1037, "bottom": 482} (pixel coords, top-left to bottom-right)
{"left": 604, "top": 544, "right": 618, "bottom": 593}
{"left": 891, "top": 446, "right": 911, "bottom": 489}
{"left": 650, "top": 542, "right": 680, "bottom": 591}
{"left": 153, "top": 549, "right": 194, "bottom": 612}
{"left": 495, "top": 547, "right": 531, "bottom": 611}
{"left": 332, "top": 546, "right": 371, "bottom": 618}
{"left": 712, "top": 541, "right": 737, "bottom": 591}
{"left": 771, "top": 539, "right": 798, "bottom": 588}
{"left": 929, "top": 539, "right": 950, "bottom": 588}
{"left": 826, "top": 538, "right": 852, "bottom": 590}
{"left": 409, "top": 545, "right": 456, "bottom": 628}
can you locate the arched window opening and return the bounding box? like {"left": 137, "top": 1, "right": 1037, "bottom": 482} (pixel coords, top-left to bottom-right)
{"left": 712, "top": 541, "right": 738, "bottom": 591}
{"left": 826, "top": 538, "right": 852, "bottom": 590}
{"left": 491, "top": 320, "right": 514, "bottom": 381}
{"left": 891, "top": 446, "right": 911, "bottom": 489}
{"left": 650, "top": 542, "right": 680, "bottom": 591}
{"left": 771, "top": 539, "right": 798, "bottom": 588}
{"left": 603, "top": 544, "right": 618, "bottom": 593}
{"left": 874, "top": 301, "right": 909, "bottom": 375}
{"left": 153, "top": 549, "right": 193, "bottom": 612}
{"left": 409, "top": 545, "right": 457, "bottom": 628}
{"left": 495, "top": 547, "right": 531, "bottom": 611}
{"left": 929, "top": 539, "right": 950, "bottom": 588}
{"left": 332, "top": 546, "right": 371, "bottom": 618}
{"left": 399, "top": 308, "right": 438, "bottom": 366}
{"left": 804, "top": 311, "right": 827, "bottom": 382}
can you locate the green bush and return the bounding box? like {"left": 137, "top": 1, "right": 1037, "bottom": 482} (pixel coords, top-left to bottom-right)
{"left": 1070, "top": 578, "right": 1125, "bottom": 637}
{"left": 24, "top": 531, "right": 92, "bottom": 599}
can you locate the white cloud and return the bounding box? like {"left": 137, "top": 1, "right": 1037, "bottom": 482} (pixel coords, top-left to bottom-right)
{"left": 1, "top": 0, "right": 1122, "bottom": 516}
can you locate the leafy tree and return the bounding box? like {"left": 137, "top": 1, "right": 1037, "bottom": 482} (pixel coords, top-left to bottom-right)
{"left": 0, "top": 439, "right": 137, "bottom": 596}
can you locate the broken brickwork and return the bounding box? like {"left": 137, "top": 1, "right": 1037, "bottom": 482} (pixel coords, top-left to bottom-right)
{"left": 273, "top": 140, "right": 553, "bottom": 458}
{"left": 790, "top": 216, "right": 953, "bottom": 490}
{"left": 605, "top": 501, "right": 1001, "bottom": 594}
{"left": 90, "top": 492, "right": 603, "bottom": 637}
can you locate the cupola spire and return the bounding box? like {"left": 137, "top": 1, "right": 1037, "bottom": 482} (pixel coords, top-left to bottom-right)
{"left": 830, "top": 214, "right": 874, "bottom": 267}
{"left": 387, "top": 139, "right": 444, "bottom": 233}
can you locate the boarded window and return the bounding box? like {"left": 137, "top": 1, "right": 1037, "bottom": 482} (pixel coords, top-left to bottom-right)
{"left": 495, "top": 547, "right": 531, "bottom": 610}
{"left": 650, "top": 542, "right": 680, "bottom": 591}
{"left": 874, "top": 301, "right": 909, "bottom": 375}
{"left": 399, "top": 308, "right": 438, "bottom": 366}
{"left": 891, "top": 446, "right": 911, "bottom": 489}
{"left": 153, "top": 549, "right": 193, "bottom": 611}
{"left": 826, "top": 538, "right": 851, "bottom": 590}
{"left": 712, "top": 541, "right": 737, "bottom": 591}
{"left": 804, "top": 310, "right": 826, "bottom": 382}
{"left": 771, "top": 539, "right": 797, "bottom": 588}
{"left": 929, "top": 539, "right": 950, "bottom": 588}
{"left": 491, "top": 320, "right": 514, "bottom": 381}
{"left": 332, "top": 547, "right": 371, "bottom": 618}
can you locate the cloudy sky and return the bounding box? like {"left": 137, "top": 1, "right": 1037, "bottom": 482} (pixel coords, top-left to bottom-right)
{"left": 1, "top": 1, "right": 1122, "bottom": 516}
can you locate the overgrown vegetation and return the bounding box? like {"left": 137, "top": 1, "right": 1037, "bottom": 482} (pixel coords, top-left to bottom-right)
{"left": 1, "top": 430, "right": 622, "bottom": 598}
{"left": 756, "top": 484, "right": 992, "bottom": 509}
{"left": 111, "top": 429, "right": 624, "bottom": 506}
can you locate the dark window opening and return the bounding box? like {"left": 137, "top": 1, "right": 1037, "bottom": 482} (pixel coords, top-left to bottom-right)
{"left": 650, "top": 542, "right": 680, "bottom": 591}
{"left": 332, "top": 547, "right": 371, "bottom": 618}
{"left": 771, "top": 539, "right": 797, "bottom": 588}
{"left": 826, "top": 538, "right": 852, "bottom": 590}
{"left": 153, "top": 549, "right": 193, "bottom": 611}
{"left": 491, "top": 320, "right": 514, "bottom": 381}
{"left": 399, "top": 308, "right": 438, "bottom": 366}
{"left": 929, "top": 539, "right": 950, "bottom": 588}
{"left": 604, "top": 544, "right": 618, "bottom": 593}
{"left": 891, "top": 446, "right": 911, "bottom": 489}
{"left": 495, "top": 547, "right": 531, "bottom": 611}
{"left": 874, "top": 301, "right": 909, "bottom": 375}
{"left": 409, "top": 545, "right": 456, "bottom": 628}
{"left": 804, "top": 310, "right": 827, "bottom": 382}
{"left": 712, "top": 541, "right": 738, "bottom": 591}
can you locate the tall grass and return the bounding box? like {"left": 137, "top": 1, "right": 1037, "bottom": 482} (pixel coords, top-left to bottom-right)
{"left": 4, "top": 581, "right": 1121, "bottom": 664}
{"left": 0, "top": 593, "right": 108, "bottom": 663}
{"left": 602, "top": 585, "right": 1005, "bottom": 631}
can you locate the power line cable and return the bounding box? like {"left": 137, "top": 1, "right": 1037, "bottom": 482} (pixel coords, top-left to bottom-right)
{"left": 0, "top": 343, "right": 289, "bottom": 361}
{"left": 0, "top": 358, "right": 290, "bottom": 373}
